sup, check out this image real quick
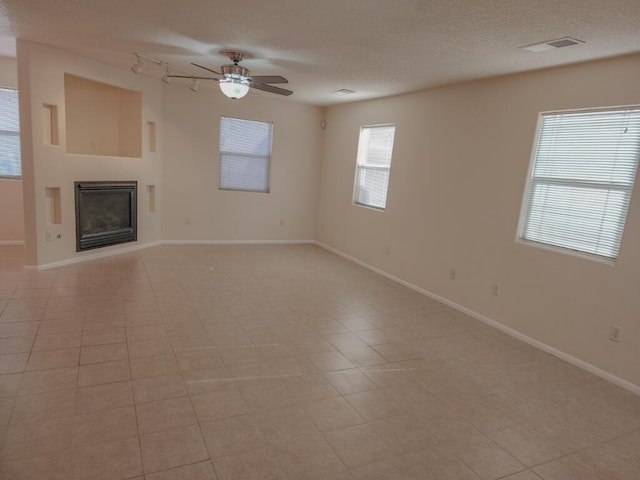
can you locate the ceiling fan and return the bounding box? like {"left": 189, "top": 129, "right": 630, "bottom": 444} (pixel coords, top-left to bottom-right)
{"left": 168, "top": 51, "right": 293, "bottom": 99}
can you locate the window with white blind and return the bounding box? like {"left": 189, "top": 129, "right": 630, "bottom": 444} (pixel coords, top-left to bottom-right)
{"left": 0, "top": 88, "right": 21, "bottom": 178}
{"left": 519, "top": 106, "right": 640, "bottom": 260}
{"left": 353, "top": 124, "right": 396, "bottom": 209}
{"left": 219, "top": 116, "right": 272, "bottom": 193}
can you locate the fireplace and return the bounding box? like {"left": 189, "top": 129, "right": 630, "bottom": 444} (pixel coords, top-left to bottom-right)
{"left": 75, "top": 181, "right": 137, "bottom": 251}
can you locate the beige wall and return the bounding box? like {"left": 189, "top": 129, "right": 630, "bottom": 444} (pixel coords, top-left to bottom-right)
{"left": 161, "top": 85, "right": 323, "bottom": 242}
{"left": 0, "top": 56, "right": 24, "bottom": 242}
{"left": 17, "top": 41, "right": 163, "bottom": 266}
{"left": 317, "top": 54, "right": 640, "bottom": 388}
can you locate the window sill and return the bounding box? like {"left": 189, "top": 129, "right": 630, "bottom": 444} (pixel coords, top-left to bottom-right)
{"left": 516, "top": 238, "right": 616, "bottom": 266}
{"left": 353, "top": 202, "right": 386, "bottom": 212}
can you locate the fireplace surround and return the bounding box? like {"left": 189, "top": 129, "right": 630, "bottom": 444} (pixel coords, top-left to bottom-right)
{"left": 75, "top": 181, "right": 137, "bottom": 251}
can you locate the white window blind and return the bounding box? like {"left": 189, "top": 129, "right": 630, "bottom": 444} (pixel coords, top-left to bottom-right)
{"left": 219, "top": 116, "right": 272, "bottom": 192}
{"left": 0, "top": 88, "right": 21, "bottom": 178}
{"left": 520, "top": 106, "right": 640, "bottom": 260}
{"left": 354, "top": 124, "right": 396, "bottom": 209}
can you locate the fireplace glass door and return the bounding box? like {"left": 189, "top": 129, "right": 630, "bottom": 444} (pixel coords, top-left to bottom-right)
{"left": 75, "top": 181, "right": 137, "bottom": 251}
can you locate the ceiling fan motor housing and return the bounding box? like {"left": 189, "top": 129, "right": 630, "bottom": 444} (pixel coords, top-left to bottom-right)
{"left": 221, "top": 64, "right": 250, "bottom": 78}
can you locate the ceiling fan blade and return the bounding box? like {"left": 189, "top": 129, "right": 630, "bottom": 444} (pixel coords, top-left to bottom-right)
{"left": 250, "top": 83, "right": 293, "bottom": 96}
{"left": 249, "top": 75, "right": 288, "bottom": 84}
{"left": 191, "top": 63, "right": 222, "bottom": 75}
{"left": 167, "top": 75, "right": 219, "bottom": 81}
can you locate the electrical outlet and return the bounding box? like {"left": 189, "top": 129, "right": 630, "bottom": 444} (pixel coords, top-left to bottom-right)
{"left": 492, "top": 284, "right": 500, "bottom": 296}
{"left": 185, "top": 216, "right": 191, "bottom": 225}
{"left": 609, "top": 325, "right": 622, "bottom": 342}
{"left": 385, "top": 246, "right": 391, "bottom": 255}
{"left": 449, "top": 269, "right": 456, "bottom": 280}
{"left": 279, "top": 219, "right": 285, "bottom": 227}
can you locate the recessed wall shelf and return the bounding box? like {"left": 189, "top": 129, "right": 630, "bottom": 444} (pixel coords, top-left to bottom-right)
{"left": 42, "top": 104, "right": 59, "bottom": 145}
{"left": 147, "top": 121, "right": 156, "bottom": 153}
{"left": 64, "top": 74, "right": 142, "bottom": 157}
{"left": 45, "top": 187, "right": 62, "bottom": 225}
{"left": 147, "top": 185, "right": 156, "bottom": 214}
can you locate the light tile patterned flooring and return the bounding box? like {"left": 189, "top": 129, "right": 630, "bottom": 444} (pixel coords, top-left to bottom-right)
{"left": 0, "top": 244, "right": 638, "bottom": 479}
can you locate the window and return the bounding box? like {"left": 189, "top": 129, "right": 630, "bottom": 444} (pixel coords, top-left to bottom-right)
{"left": 219, "top": 116, "right": 272, "bottom": 192}
{"left": 519, "top": 106, "right": 640, "bottom": 260}
{"left": 0, "top": 88, "right": 20, "bottom": 178}
{"left": 353, "top": 124, "right": 396, "bottom": 209}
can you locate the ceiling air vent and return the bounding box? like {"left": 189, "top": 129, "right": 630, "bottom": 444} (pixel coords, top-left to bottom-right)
{"left": 520, "top": 37, "right": 584, "bottom": 52}
{"left": 331, "top": 89, "right": 355, "bottom": 95}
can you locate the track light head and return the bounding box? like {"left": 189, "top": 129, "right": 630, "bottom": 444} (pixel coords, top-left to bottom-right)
{"left": 189, "top": 79, "right": 199, "bottom": 92}
{"left": 162, "top": 66, "right": 172, "bottom": 84}
{"left": 131, "top": 54, "right": 143, "bottom": 75}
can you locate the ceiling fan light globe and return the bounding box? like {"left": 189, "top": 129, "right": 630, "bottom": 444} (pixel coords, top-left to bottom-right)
{"left": 219, "top": 79, "right": 250, "bottom": 99}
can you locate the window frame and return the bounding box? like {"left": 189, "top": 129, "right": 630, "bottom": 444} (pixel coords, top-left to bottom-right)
{"left": 516, "top": 105, "right": 640, "bottom": 263}
{"left": 218, "top": 116, "right": 273, "bottom": 194}
{"left": 352, "top": 123, "right": 396, "bottom": 211}
{"left": 0, "top": 87, "right": 21, "bottom": 179}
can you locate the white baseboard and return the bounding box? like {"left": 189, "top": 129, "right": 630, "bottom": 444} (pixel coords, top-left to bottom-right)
{"left": 26, "top": 239, "right": 316, "bottom": 270}
{"left": 316, "top": 241, "right": 640, "bottom": 396}
{"left": 27, "top": 241, "right": 163, "bottom": 271}
{"left": 0, "top": 241, "right": 25, "bottom": 246}
{"left": 161, "top": 239, "right": 316, "bottom": 245}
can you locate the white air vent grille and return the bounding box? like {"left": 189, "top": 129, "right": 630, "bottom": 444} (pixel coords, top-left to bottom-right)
{"left": 331, "top": 89, "right": 355, "bottom": 95}
{"left": 547, "top": 38, "right": 580, "bottom": 48}
{"left": 520, "top": 37, "right": 584, "bottom": 52}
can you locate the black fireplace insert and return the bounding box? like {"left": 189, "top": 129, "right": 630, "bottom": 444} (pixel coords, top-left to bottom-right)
{"left": 75, "top": 181, "right": 137, "bottom": 251}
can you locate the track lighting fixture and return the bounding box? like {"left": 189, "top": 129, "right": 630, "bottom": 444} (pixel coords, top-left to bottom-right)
{"left": 130, "top": 53, "right": 192, "bottom": 82}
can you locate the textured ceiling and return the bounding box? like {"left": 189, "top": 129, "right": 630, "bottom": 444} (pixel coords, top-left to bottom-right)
{"left": 0, "top": 0, "right": 639, "bottom": 105}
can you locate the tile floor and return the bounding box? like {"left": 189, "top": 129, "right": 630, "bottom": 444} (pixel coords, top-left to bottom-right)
{"left": 0, "top": 243, "right": 638, "bottom": 479}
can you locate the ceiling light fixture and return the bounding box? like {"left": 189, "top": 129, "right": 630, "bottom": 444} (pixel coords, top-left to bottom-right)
{"left": 130, "top": 52, "right": 193, "bottom": 81}
{"left": 161, "top": 65, "right": 172, "bottom": 84}
{"left": 131, "top": 54, "right": 144, "bottom": 74}
{"left": 218, "top": 54, "right": 251, "bottom": 99}
{"left": 218, "top": 77, "right": 250, "bottom": 99}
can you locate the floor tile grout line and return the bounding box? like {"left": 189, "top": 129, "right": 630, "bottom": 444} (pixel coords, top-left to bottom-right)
{"left": 165, "top": 277, "right": 217, "bottom": 478}
{"left": 125, "top": 314, "right": 146, "bottom": 479}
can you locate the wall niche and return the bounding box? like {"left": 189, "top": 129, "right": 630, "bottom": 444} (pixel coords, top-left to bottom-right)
{"left": 64, "top": 74, "right": 142, "bottom": 158}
